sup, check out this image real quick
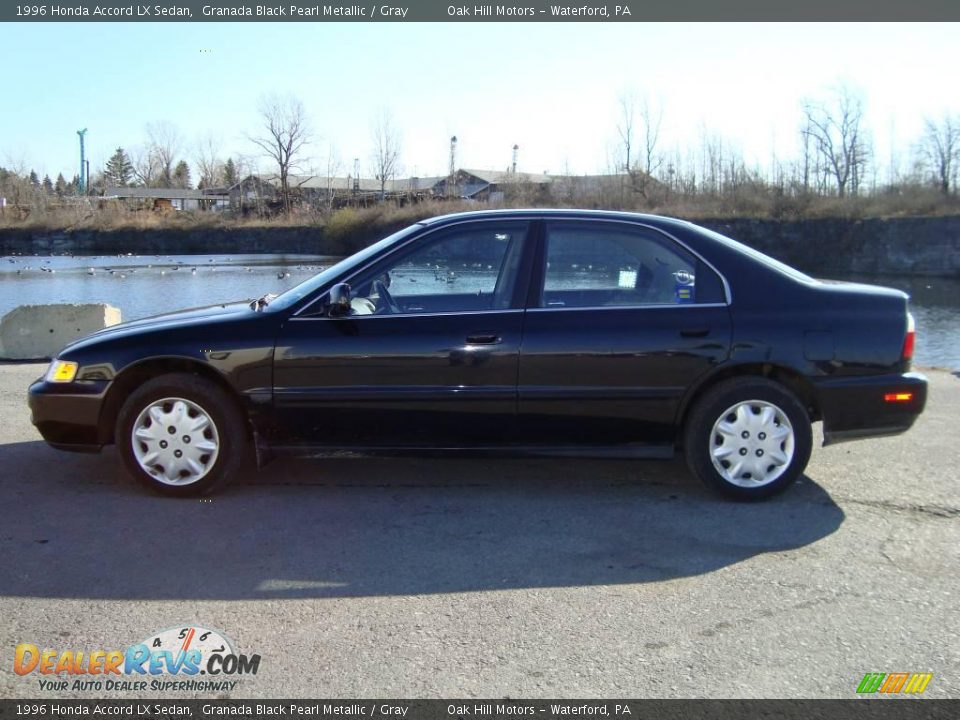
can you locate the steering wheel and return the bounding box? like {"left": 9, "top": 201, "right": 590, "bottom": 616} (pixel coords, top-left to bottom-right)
{"left": 372, "top": 279, "right": 402, "bottom": 314}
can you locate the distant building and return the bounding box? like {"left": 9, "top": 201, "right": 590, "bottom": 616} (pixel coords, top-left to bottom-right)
{"left": 217, "top": 168, "right": 660, "bottom": 214}
{"left": 433, "top": 169, "right": 552, "bottom": 202}
{"left": 226, "top": 173, "right": 446, "bottom": 212}
{"left": 104, "top": 187, "right": 229, "bottom": 211}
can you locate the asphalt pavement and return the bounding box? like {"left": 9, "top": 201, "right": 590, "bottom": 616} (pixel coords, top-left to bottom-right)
{"left": 1, "top": 362, "right": 957, "bottom": 699}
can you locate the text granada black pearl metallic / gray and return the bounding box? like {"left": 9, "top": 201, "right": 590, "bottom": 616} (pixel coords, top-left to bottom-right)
{"left": 28, "top": 210, "right": 928, "bottom": 500}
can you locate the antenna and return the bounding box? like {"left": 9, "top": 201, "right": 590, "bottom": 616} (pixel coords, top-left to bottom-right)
{"left": 512, "top": 144, "right": 519, "bottom": 174}
{"left": 76, "top": 128, "right": 88, "bottom": 194}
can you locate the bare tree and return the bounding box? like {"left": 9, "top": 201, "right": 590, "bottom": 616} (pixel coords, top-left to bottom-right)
{"left": 371, "top": 110, "right": 402, "bottom": 201}
{"left": 232, "top": 154, "right": 258, "bottom": 214}
{"left": 920, "top": 114, "right": 959, "bottom": 195}
{"left": 322, "top": 143, "right": 343, "bottom": 211}
{"left": 638, "top": 95, "right": 663, "bottom": 192}
{"left": 194, "top": 132, "right": 224, "bottom": 189}
{"left": 801, "top": 86, "right": 871, "bottom": 197}
{"left": 131, "top": 144, "right": 162, "bottom": 187}
{"left": 616, "top": 92, "right": 663, "bottom": 199}
{"left": 700, "top": 125, "right": 724, "bottom": 195}
{"left": 798, "top": 115, "right": 815, "bottom": 194}
{"left": 616, "top": 94, "right": 635, "bottom": 177}
{"left": 146, "top": 121, "right": 183, "bottom": 187}
{"left": 249, "top": 93, "right": 312, "bottom": 212}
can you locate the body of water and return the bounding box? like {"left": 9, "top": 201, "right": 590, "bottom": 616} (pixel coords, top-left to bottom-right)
{"left": 0, "top": 253, "right": 330, "bottom": 322}
{"left": 1, "top": 253, "right": 957, "bottom": 370}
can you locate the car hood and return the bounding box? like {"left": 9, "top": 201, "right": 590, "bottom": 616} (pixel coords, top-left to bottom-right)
{"left": 62, "top": 301, "right": 255, "bottom": 351}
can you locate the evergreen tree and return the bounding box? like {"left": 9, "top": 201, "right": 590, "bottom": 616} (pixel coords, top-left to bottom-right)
{"left": 104, "top": 147, "right": 134, "bottom": 187}
{"left": 54, "top": 173, "right": 67, "bottom": 197}
{"left": 69, "top": 174, "right": 80, "bottom": 195}
{"left": 42, "top": 174, "right": 53, "bottom": 193}
{"left": 29, "top": 170, "right": 40, "bottom": 188}
{"left": 172, "top": 160, "right": 191, "bottom": 189}
{"left": 223, "top": 157, "right": 238, "bottom": 186}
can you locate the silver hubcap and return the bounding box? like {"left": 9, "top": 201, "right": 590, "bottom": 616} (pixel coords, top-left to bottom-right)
{"left": 131, "top": 397, "right": 220, "bottom": 486}
{"left": 710, "top": 400, "right": 794, "bottom": 488}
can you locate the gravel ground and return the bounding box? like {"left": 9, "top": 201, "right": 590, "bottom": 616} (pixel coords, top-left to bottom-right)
{"left": 1, "top": 363, "right": 957, "bottom": 699}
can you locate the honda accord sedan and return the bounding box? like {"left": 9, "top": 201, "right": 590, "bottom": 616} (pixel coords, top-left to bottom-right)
{"left": 29, "top": 210, "right": 927, "bottom": 499}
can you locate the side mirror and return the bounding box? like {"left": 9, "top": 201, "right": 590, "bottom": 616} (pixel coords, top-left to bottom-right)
{"left": 327, "top": 283, "right": 352, "bottom": 317}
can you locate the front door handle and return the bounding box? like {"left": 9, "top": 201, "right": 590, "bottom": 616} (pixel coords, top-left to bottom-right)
{"left": 680, "top": 327, "right": 710, "bottom": 338}
{"left": 466, "top": 333, "right": 501, "bottom": 345}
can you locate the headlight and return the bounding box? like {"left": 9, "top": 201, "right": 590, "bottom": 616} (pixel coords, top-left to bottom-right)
{"left": 45, "top": 359, "right": 79, "bottom": 383}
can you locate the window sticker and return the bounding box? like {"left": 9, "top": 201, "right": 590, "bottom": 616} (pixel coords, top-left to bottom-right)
{"left": 674, "top": 270, "right": 695, "bottom": 303}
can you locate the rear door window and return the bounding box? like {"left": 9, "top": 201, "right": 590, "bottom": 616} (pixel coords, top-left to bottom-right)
{"left": 540, "top": 222, "right": 719, "bottom": 308}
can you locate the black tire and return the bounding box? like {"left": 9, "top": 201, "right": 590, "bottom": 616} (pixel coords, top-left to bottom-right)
{"left": 683, "top": 377, "right": 812, "bottom": 501}
{"left": 116, "top": 373, "right": 248, "bottom": 497}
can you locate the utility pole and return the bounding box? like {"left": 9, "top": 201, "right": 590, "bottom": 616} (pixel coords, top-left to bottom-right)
{"left": 448, "top": 136, "right": 457, "bottom": 197}
{"left": 76, "top": 128, "right": 88, "bottom": 194}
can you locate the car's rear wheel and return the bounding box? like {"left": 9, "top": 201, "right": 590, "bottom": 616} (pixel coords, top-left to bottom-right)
{"left": 684, "top": 377, "right": 812, "bottom": 500}
{"left": 116, "top": 373, "right": 248, "bottom": 497}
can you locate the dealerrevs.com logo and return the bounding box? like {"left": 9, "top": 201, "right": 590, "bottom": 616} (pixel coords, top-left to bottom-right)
{"left": 15, "top": 625, "right": 261, "bottom": 693}
{"left": 856, "top": 672, "right": 934, "bottom": 695}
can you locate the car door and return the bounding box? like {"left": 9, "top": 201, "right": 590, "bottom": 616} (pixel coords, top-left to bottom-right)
{"left": 517, "top": 219, "right": 732, "bottom": 446}
{"left": 270, "top": 220, "right": 532, "bottom": 447}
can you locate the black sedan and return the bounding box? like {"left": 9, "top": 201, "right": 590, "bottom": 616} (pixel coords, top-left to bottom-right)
{"left": 29, "top": 210, "right": 927, "bottom": 500}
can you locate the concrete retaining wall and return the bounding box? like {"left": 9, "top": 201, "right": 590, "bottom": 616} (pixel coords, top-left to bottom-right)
{"left": 0, "top": 227, "right": 329, "bottom": 256}
{"left": 0, "top": 215, "right": 958, "bottom": 277}
{"left": 698, "top": 216, "right": 960, "bottom": 278}
{"left": 0, "top": 304, "right": 121, "bottom": 360}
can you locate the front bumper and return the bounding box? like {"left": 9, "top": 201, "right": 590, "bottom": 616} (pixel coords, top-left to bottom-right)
{"left": 812, "top": 371, "right": 928, "bottom": 446}
{"left": 28, "top": 377, "right": 111, "bottom": 452}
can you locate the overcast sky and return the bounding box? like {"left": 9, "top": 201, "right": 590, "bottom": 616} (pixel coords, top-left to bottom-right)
{"left": 1, "top": 22, "right": 956, "bottom": 181}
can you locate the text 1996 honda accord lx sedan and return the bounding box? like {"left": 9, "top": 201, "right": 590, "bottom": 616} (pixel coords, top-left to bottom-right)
{"left": 29, "top": 210, "right": 927, "bottom": 499}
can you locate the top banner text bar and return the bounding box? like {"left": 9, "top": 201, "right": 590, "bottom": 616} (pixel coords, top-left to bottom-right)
{"left": 3, "top": 1, "right": 959, "bottom": 22}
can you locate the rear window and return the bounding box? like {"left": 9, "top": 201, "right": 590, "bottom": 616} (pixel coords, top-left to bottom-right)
{"left": 699, "top": 226, "right": 814, "bottom": 284}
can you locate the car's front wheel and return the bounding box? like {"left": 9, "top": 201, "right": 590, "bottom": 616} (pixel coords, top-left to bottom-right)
{"left": 684, "top": 377, "right": 812, "bottom": 501}
{"left": 116, "top": 373, "right": 248, "bottom": 497}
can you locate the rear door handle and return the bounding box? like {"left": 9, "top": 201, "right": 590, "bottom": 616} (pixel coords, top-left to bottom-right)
{"left": 466, "top": 333, "right": 501, "bottom": 345}
{"left": 680, "top": 327, "right": 710, "bottom": 338}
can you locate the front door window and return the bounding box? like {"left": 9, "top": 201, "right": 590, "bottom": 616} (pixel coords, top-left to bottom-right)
{"left": 349, "top": 223, "right": 528, "bottom": 315}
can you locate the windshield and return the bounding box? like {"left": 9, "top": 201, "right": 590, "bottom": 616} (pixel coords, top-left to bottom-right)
{"left": 263, "top": 224, "right": 423, "bottom": 311}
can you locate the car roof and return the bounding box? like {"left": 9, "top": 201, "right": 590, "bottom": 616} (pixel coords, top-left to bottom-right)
{"left": 418, "top": 208, "right": 695, "bottom": 231}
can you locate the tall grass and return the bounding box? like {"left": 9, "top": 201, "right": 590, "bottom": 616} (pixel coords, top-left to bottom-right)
{"left": 1, "top": 188, "right": 958, "bottom": 236}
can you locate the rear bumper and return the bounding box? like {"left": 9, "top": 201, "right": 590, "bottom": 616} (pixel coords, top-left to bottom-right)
{"left": 28, "top": 378, "right": 109, "bottom": 452}
{"left": 812, "top": 371, "right": 928, "bottom": 446}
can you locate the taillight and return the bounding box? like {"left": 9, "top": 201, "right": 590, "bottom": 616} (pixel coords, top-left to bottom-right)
{"left": 902, "top": 313, "right": 916, "bottom": 362}
{"left": 884, "top": 392, "right": 914, "bottom": 403}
